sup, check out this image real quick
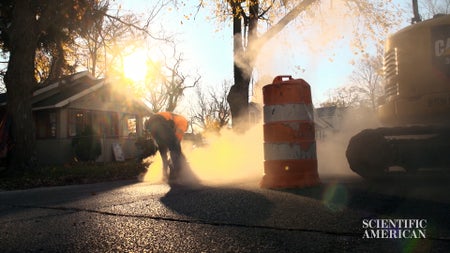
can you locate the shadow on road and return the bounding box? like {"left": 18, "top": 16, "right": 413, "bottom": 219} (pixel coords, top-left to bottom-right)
{"left": 0, "top": 179, "right": 140, "bottom": 218}
{"left": 158, "top": 153, "right": 274, "bottom": 225}
{"left": 160, "top": 184, "right": 275, "bottom": 226}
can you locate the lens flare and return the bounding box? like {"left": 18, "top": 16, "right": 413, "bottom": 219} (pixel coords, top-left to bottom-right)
{"left": 322, "top": 183, "right": 349, "bottom": 212}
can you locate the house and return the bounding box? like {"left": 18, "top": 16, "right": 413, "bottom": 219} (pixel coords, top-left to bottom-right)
{"left": 1, "top": 71, "right": 151, "bottom": 165}
{"left": 314, "top": 106, "right": 347, "bottom": 140}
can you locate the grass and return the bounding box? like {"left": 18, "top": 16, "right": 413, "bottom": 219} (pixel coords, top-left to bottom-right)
{"left": 0, "top": 160, "right": 148, "bottom": 191}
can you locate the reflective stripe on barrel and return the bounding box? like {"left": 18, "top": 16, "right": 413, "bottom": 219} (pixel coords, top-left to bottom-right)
{"left": 264, "top": 142, "right": 316, "bottom": 160}
{"left": 263, "top": 104, "right": 313, "bottom": 123}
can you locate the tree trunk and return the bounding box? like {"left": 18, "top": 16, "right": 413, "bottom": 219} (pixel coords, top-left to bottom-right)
{"left": 47, "top": 42, "right": 66, "bottom": 82}
{"left": 227, "top": 1, "right": 251, "bottom": 133}
{"left": 227, "top": 72, "right": 250, "bottom": 133}
{"left": 226, "top": 0, "right": 319, "bottom": 132}
{"left": 4, "top": 0, "right": 39, "bottom": 171}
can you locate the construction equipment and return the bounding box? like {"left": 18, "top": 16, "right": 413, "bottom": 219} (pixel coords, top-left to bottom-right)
{"left": 346, "top": 2, "right": 450, "bottom": 179}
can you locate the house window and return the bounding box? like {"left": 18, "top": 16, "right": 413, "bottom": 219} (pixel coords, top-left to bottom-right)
{"left": 68, "top": 110, "right": 87, "bottom": 137}
{"left": 35, "top": 110, "right": 57, "bottom": 139}
{"left": 68, "top": 109, "right": 119, "bottom": 137}
{"left": 142, "top": 116, "right": 150, "bottom": 130}
{"left": 123, "top": 114, "right": 137, "bottom": 137}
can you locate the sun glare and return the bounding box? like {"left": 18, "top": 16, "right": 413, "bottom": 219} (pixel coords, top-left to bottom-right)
{"left": 123, "top": 49, "right": 149, "bottom": 82}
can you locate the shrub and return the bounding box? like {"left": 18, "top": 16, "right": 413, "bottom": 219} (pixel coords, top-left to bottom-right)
{"left": 72, "top": 125, "right": 102, "bottom": 162}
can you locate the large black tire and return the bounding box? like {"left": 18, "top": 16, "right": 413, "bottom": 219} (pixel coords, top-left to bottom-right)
{"left": 346, "top": 129, "right": 392, "bottom": 180}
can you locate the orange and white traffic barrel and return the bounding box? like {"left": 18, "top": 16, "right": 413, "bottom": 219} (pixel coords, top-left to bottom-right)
{"left": 260, "top": 75, "right": 320, "bottom": 188}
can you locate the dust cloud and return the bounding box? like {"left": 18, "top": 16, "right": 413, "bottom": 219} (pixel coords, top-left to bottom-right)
{"left": 140, "top": 106, "right": 379, "bottom": 185}
{"left": 316, "top": 107, "right": 380, "bottom": 176}
{"left": 141, "top": 124, "right": 264, "bottom": 186}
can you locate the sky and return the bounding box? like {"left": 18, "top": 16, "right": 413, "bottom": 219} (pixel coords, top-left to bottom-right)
{"left": 0, "top": 1, "right": 430, "bottom": 104}
{"left": 0, "top": 1, "right": 412, "bottom": 105}
{"left": 117, "top": 1, "right": 413, "bottom": 107}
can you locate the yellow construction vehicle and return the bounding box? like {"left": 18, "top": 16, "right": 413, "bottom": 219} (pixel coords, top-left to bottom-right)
{"left": 346, "top": 1, "right": 450, "bottom": 179}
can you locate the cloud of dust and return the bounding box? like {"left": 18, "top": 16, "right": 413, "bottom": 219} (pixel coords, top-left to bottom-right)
{"left": 316, "top": 107, "right": 380, "bottom": 176}
{"left": 140, "top": 107, "right": 380, "bottom": 184}
{"left": 142, "top": 124, "right": 264, "bottom": 186}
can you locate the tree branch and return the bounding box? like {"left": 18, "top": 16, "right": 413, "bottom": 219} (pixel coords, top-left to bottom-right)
{"left": 256, "top": 0, "right": 319, "bottom": 49}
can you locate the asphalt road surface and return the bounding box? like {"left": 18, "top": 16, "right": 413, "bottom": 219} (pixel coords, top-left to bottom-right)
{"left": 1, "top": 173, "right": 450, "bottom": 252}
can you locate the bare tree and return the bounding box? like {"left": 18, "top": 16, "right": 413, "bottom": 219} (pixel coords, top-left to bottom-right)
{"left": 321, "top": 53, "right": 383, "bottom": 110}
{"left": 146, "top": 47, "right": 201, "bottom": 113}
{"left": 348, "top": 55, "right": 383, "bottom": 110}
{"left": 76, "top": 0, "right": 170, "bottom": 78}
{"left": 321, "top": 85, "right": 364, "bottom": 108}
{"left": 420, "top": 0, "right": 450, "bottom": 18}
{"left": 191, "top": 80, "right": 231, "bottom": 132}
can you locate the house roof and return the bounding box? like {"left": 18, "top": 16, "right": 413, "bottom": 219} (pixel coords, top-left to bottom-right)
{"left": 1, "top": 71, "right": 151, "bottom": 114}
{"left": 32, "top": 71, "right": 105, "bottom": 110}
{"left": 316, "top": 106, "right": 337, "bottom": 117}
{"left": 314, "top": 106, "right": 348, "bottom": 130}
{"left": 315, "top": 106, "right": 348, "bottom": 117}
{"left": 0, "top": 73, "right": 94, "bottom": 107}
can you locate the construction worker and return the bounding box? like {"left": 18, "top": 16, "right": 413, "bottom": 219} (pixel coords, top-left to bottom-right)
{"left": 144, "top": 112, "right": 188, "bottom": 182}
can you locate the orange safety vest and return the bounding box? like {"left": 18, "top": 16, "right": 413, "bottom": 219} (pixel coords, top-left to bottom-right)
{"left": 157, "top": 112, "right": 188, "bottom": 141}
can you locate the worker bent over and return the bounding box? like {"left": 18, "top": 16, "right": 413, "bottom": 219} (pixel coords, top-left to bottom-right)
{"left": 144, "top": 112, "right": 188, "bottom": 183}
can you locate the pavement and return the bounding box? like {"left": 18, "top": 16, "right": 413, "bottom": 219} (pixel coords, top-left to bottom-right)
{"left": 1, "top": 174, "right": 450, "bottom": 252}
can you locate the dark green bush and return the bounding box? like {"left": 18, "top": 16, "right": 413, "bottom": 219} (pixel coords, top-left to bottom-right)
{"left": 72, "top": 125, "right": 101, "bottom": 162}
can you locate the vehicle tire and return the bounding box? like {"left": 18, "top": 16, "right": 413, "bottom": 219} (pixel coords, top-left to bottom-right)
{"left": 346, "top": 129, "right": 392, "bottom": 180}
